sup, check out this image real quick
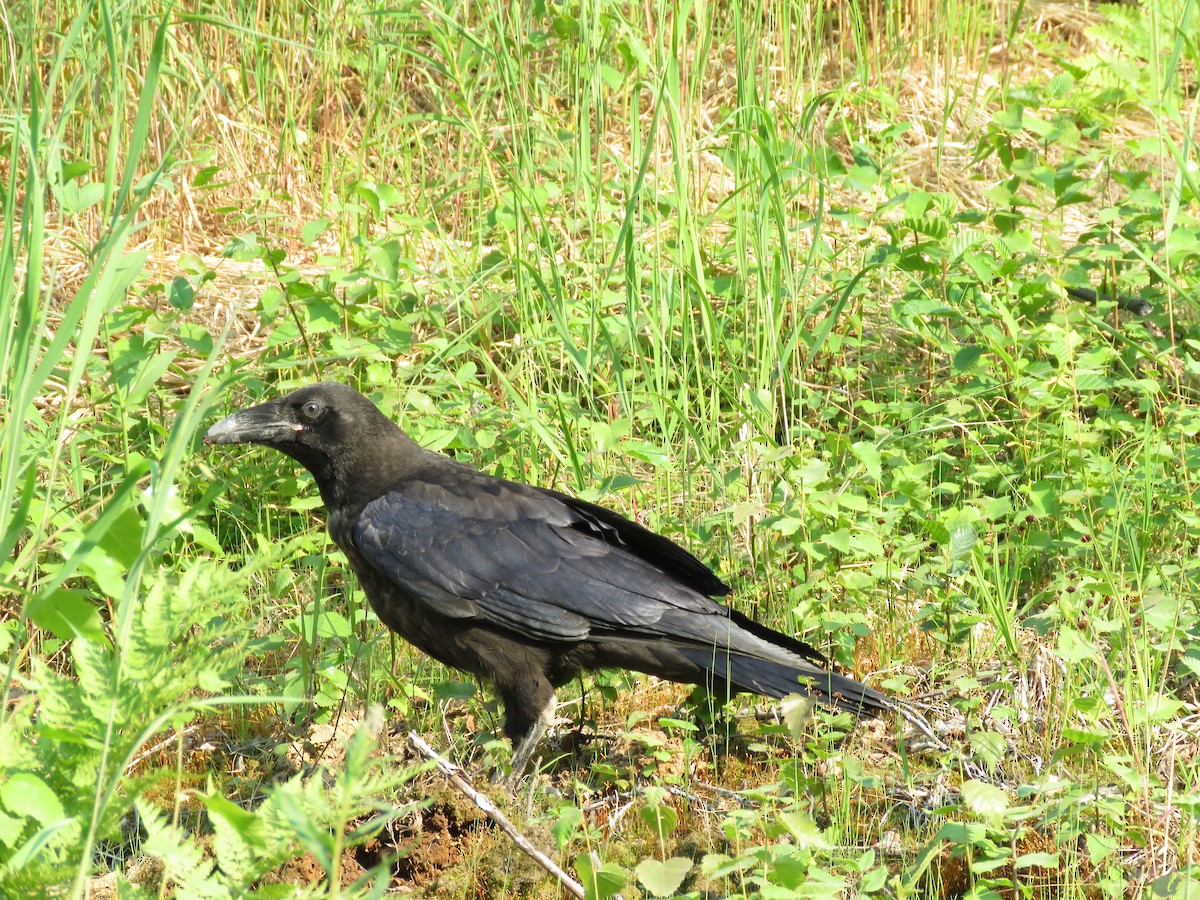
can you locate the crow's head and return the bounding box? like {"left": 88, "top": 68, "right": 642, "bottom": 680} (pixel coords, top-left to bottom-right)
{"left": 205, "top": 382, "right": 411, "bottom": 493}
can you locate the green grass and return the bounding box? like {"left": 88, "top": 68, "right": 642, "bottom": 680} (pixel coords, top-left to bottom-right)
{"left": 2, "top": 0, "right": 1200, "bottom": 896}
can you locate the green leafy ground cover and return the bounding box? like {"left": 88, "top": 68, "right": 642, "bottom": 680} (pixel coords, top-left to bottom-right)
{"left": 2, "top": 0, "right": 1199, "bottom": 896}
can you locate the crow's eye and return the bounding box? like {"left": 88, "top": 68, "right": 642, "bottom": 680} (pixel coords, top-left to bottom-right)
{"left": 301, "top": 400, "right": 322, "bottom": 420}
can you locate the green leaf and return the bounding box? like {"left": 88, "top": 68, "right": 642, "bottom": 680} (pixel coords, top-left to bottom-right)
{"left": 59, "top": 180, "right": 105, "bottom": 214}
{"left": 177, "top": 251, "right": 208, "bottom": 274}
{"left": 1054, "top": 626, "right": 1097, "bottom": 663}
{"left": 993, "top": 106, "right": 1022, "bottom": 132}
{"left": 432, "top": 680, "right": 476, "bottom": 700}
{"left": 767, "top": 846, "right": 813, "bottom": 889}
{"left": 197, "top": 667, "right": 230, "bottom": 692}
{"left": 953, "top": 345, "right": 983, "bottom": 372}
{"left": 276, "top": 791, "right": 333, "bottom": 873}
{"left": 98, "top": 502, "right": 146, "bottom": 571}
{"left": 849, "top": 530, "right": 884, "bottom": 557}
{"left": 949, "top": 524, "right": 977, "bottom": 560}
{"left": 861, "top": 864, "right": 889, "bottom": 891}
{"left": 701, "top": 852, "right": 754, "bottom": 878}
{"left": 575, "top": 853, "right": 626, "bottom": 900}
{"left": 313, "top": 610, "right": 352, "bottom": 638}
{"left": 1045, "top": 72, "right": 1075, "bottom": 98}
{"left": 960, "top": 779, "right": 1009, "bottom": 820}
{"left": 168, "top": 275, "right": 194, "bottom": 310}
{"left": 656, "top": 717, "right": 698, "bottom": 733}
{"left": 6, "top": 819, "right": 77, "bottom": 871}
{"left": 302, "top": 217, "right": 331, "bottom": 244}
{"left": 635, "top": 857, "right": 691, "bottom": 897}
{"left": 780, "top": 693, "right": 817, "bottom": 738}
{"left": 1086, "top": 832, "right": 1119, "bottom": 862}
{"left": 793, "top": 458, "right": 829, "bottom": 489}
{"left": 1061, "top": 724, "right": 1113, "bottom": 745}
{"left": 78, "top": 546, "right": 128, "bottom": 599}
{"left": 551, "top": 805, "right": 583, "bottom": 852}
{"left": 638, "top": 802, "right": 678, "bottom": 840}
{"left": 903, "top": 189, "right": 932, "bottom": 217}
{"left": 1129, "top": 692, "right": 1184, "bottom": 727}
{"left": 302, "top": 298, "right": 341, "bottom": 333}
{"left": 0, "top": 774, "right": 65, "bottom": 825}
{"left": 203, "top": 792, "right": 263, "bottom": 844}
{"left": 778, "top": 810, "right": 830, "bottom": 850}
{"left": 552, "top": 13, "right": 580, "bottom": 38}
{"left": 1149, "top": 872, "right": 1200, "bottom": 898}
{"left": 0, "top": 811, "right": 25, "bottom": 847}
{"left": 1015, "top": 851, "right": 1059, "bottom": 869}
{"left": 968, "top": 731, "right": 1007, "bottom": 768}
{"left": 26, "top": 588, "right": 106, "bottom": 641}
{"left": 824, "top": 528, "right": 851, "bottom": 553}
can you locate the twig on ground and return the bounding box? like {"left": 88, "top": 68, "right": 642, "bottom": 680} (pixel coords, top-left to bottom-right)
{"left": 409, "top": 732, "right": 625, "bottom": 900}
{"left": 125, "top": 724, "right": 204, "bottom": 774}
{"left": 895, "top": 702, "right": 949, "bottom": 751}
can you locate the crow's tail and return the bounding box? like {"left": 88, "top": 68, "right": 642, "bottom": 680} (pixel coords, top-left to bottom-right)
{"left": 679, "top": 644, "right": 892, "bottom": 715}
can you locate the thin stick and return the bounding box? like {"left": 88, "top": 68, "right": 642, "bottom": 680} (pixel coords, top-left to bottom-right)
{"left": 895, "top": 702, "right": 948, "bottom": 750}
{"left": 125, "top": 724, "right": 203, "bottom": 774}
{"left": 409, "top": 733, "right": 613, "bottom": 900}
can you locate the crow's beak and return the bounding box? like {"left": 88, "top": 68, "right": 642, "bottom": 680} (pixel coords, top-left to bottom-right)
{"left": 204, "top": 402, "right": 298, "bottom": 445}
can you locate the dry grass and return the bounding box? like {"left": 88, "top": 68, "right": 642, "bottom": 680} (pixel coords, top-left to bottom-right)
{"left": 25, "top": 0, "right": 1185, "bottom": 309}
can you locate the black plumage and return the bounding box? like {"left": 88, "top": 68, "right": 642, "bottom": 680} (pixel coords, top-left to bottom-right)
{"left": 205, "top": 382, "right": 891, "bottom": 773}
{"left": 1065, "top": 284, "right": 1152, "bottom": 315}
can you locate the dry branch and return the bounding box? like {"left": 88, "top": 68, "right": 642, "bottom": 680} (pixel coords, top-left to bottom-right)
{"left": 409, "top": 732, "right": 626, "bottom": 900}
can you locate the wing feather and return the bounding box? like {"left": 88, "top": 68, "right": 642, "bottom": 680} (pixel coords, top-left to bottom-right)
{"left": 351, "top": 473, "right": 728, "bottom": 643}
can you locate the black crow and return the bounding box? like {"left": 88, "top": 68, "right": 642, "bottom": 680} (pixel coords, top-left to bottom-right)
{"left": 205, "top": 382, "right": 891, "bottom": 774}
{"left": 1065, "top": 284, "right": 1152, "bottom": 315}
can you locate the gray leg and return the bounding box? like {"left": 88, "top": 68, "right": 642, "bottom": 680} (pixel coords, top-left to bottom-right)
{"left": 500, "top": 691, "right": 556, "bottom": 782}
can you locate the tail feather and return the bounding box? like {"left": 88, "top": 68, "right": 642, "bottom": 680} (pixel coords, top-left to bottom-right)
{"left": 677, "top": 644, "right": 892, "bottom": 716}
{"left": 596, "top": 608, "right": 893, "bottom": 717}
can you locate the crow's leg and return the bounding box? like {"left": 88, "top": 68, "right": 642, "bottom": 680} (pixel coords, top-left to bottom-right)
{"left": 493, "top": 680, "right": 557, "bottom": 783}
{"left": 507, "top": 693, "right": 555, "bottom": 779}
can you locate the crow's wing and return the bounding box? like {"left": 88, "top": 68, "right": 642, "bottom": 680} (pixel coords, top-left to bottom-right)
{"left": 533, "top": 486, "right": 732, "bottom": 597}
{"left": 351, "top": 470, "right": 730, "bottom": 643}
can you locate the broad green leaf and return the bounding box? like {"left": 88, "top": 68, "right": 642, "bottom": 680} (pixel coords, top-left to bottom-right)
{"left": 635, "top": 857, "right": 691, "bottom": 897}
{"left": 0, "top": 811, "right": 24, "bottom": 847}
{"left": 575, "top": 853, "right": 626, "bottom": 900}
{"left": 778, "top": 810, "right": 830, "bottom": 850}
{"left": 168, "top": 276, "right": 194, "bottom": 310}
{"left": 429, "top": 680, "right": 476, "bottom": 702}
{"left": 551, "top": 806, "right": 583, "bottom": 852}
{"left": 204, "top": 792, "right": 263, "bottom": 844}
{"left": 793, "top": 458, "right": 829, "bottom": 489}
{"left": 0, "top": 774, "right": 65, "bottom": 825}
{"left": 1129, "top": 692, "right": 1184, "bottom": 727}
{"left": 949, "top": 524, "right": 977, "bottom": 560}
{"left": 701, "top": 852, "right": 755, "bottom": 878}
{"left": 968, "top": 731, "right": 1007, "bottom": 768}
{"left": 1086, "top": 832, "right": 1119, "bottom": 862}
{"left": 302, "top": 298, "right": 341, "bottom": 333}
{"left": 26, "top": 588, "right": 105, "bottom": 642}
{"left": 861, "top": 864, "right": 889, "bottom": 891}
{"left": 960, "top": 779, "right": 1009, "bottom": 820}
{"left": 1062, "top": 725, "right": 1113, "bottom": 744}
{"left": 638, "top": 802, "right": 678, "bottom": 840}
{"left": 780, "top": 693, "right": 817, "bottom": 738}
{"left": 824, "top": 528, "right": 851, "bottom": 553}
{"left": 953, "top": 345, "right": 984, "bottom": 372}
{"left": 302, "top": 217, "right": 331, "bottom": 243}
{"left": 767, "top": 846, "right": 812, "bottom": 889}
{"left": 1054, "top": 626, "right": 1097, "bottom": 663}
{"left": 1046, "top": 72, "right": 1075, "bottom": 98}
